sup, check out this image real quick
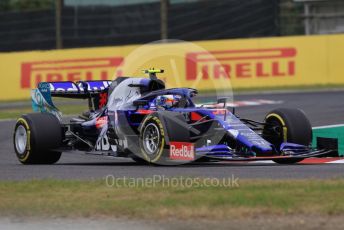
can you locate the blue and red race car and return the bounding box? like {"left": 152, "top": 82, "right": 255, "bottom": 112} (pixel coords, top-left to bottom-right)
{"left": 13, "top": 69, "right": 335, "bottom": 165}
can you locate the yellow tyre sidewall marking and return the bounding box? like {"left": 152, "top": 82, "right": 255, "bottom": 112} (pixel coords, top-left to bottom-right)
{"left": 16, "top": 118, "right": 31, "bottom": 162}
{"left": 140, "top": 115, "right": 165, "bottom": 163}
{"left": 266, "top": 113, "right": 288, "bottom": 142}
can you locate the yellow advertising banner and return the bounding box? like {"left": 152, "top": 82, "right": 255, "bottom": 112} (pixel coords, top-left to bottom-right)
{"left": 1, "top": 34, "right": 344, "bottom": 100}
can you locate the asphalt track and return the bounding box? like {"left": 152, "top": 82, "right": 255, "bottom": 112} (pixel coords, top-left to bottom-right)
{"left": 0, "top": 90, "right": 343, "bottom": 181}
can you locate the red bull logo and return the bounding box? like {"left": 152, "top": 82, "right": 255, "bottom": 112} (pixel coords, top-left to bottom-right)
{"left": 21, "top": 57, "right": 123, "bottom": 89}
{"left": 170, "top": 142, "right": 195, "bottom": 161}
{"left": 185, "top": 47, "right": 297, "bottom": 80}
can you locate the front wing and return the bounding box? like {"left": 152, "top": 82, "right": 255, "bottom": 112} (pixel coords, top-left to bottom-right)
{"left": 200, "top": 148, "right": 335, "bottom": 162}
{"left": 195, "top": 136, "right": 338, "bottom": 162}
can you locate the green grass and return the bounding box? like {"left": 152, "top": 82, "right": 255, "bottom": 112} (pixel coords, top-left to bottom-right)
{"left": 0, "top": 179, "right": 343, "bottom": 219}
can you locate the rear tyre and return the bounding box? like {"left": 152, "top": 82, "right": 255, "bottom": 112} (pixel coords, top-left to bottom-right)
{"left": 13, "top": 113, "right": 62, "bottom": 164}
{"left": 263, "top": 108, "right": 312, "bottom": 164}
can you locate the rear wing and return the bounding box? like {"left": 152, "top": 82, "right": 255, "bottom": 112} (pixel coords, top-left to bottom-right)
{"left": 31, "top": 80, "right": 111, "bottom": 120}
{"left": 46, "top": 80, "right": 112, "bottom": 98}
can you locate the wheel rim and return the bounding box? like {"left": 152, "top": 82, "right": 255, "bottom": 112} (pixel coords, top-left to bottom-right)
{"left": 270, "top": 119, "right": 284, "bottom": 144}
{"left": 142, "top": 123, "right": 160, "bottom": 155}
{"left": 15, "top": 125, "right": 27, "bottom": 155}
{"left": 263, "top": 118, "right": 284, "bottom": 150}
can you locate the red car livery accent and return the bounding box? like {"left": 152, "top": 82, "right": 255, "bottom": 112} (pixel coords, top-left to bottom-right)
{"left": 99, "top": 92, "right": 108, "bottom": 108}
{"left": 190, "top": 112, "right": 203, "bottom": 121}
{"left": 136, "top": 109, "right": 153, "bottom": 115}
{"left": 170, "top": 142, "right": 195, "bottom": 161}
{"left": 96, "top": 116, "right": 108, "bottom": 129}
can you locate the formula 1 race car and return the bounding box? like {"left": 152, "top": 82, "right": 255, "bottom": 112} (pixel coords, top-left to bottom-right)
{"left": 13, "top": 69, "right": 336, "bottom": 165}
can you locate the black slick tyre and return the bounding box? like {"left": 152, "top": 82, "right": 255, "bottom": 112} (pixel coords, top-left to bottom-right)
{"left": 263, "top": 108, "right": 312, "bottom": 164}
{"left": 139, "top": 114, "right": 166, "bottom": 164}
{"left": 13, "top": 113, "right": 62, "bottom": 164}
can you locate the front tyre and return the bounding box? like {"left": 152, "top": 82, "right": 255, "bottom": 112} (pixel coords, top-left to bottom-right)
{"left": 139, "top": 114, "right": 166, "bottom": 164}
{"left": 13, "top": 113, "right": 62, "bottom": 164}
{"left": 263, "top": 108, "right": 312, "bottom": 164}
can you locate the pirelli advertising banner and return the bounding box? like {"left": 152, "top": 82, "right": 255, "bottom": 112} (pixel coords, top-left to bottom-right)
{"left": 1, "top": 34, "right": 344, "bottom": 100}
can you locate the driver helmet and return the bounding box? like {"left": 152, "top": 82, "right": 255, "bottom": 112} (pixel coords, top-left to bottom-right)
{"left": 156, "top": 95, "right": 181, "bottom": 109}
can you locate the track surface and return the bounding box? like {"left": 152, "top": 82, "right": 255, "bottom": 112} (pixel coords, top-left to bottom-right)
{"left": 0, "top": 90, "right": 343, "bottom": 180}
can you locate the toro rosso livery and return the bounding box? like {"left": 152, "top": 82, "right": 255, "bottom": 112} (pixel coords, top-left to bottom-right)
{"left": 13, "top": 69, "right": 335, "bottom": 165}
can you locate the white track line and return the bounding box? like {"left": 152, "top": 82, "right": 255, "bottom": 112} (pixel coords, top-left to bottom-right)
{"left": 328, "top": 159, "right": 344, "bottom": 163}
{"left": 313, "top": 124, "right": 344, "bottom": 129}
{"left": 0, "top": 118, "right": 15, "bottom": 122}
